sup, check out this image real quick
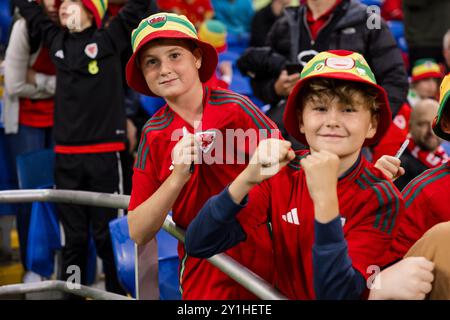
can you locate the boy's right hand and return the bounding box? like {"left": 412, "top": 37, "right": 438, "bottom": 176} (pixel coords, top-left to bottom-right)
{"left": 368, "top": 257, "right": 434, "bottom": 300}
{"left": 242, "top": 139, "right": 295, "bottom": 185}
{"left": 171, "top": 133, "right": 200, "bottom": 184}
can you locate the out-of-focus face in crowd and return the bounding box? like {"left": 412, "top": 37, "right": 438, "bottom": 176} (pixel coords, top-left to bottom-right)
{"left": 410, "top": 99, "right": 442, "bottom": 151}
{"left": 42, "top": 0, "right": 59, "bottom": 23}
{"left": 58, "top": 0, "right": 93, "bottom": 32}
{"left": 414, "top": 78, "right": 440, "bottom": 100}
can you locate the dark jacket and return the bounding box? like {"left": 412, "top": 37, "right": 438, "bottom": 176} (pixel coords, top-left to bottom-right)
{"left": 394, "top": 149, "right": 429, "bottom": 191}
{"left": 250, "top": 3, "right": 279, "bottom": 47}
{"left": 241, "top": 0, "right": 408, "bottom": 117}
{"left": 14, "top": 0, "right": 150, "bottom": 147}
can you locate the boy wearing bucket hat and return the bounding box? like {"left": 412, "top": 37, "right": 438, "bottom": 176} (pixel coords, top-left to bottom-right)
{"left": 126, "top": 13, "right": 281, "bottom": 299}
{"left": 13, "top": 0, "right": 151, "bottom": 296}
{"left": 185, "top": 50, "right": 406, "bottom": 299}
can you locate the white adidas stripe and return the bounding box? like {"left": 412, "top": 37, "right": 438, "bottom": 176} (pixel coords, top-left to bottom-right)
{"left": 282, "top": 208, "right": 300, "bottom": 225}
{"left": 292, "top": 208, "right": 299, "bottom": 225}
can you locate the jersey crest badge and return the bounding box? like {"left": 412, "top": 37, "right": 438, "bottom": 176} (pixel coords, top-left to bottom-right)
{"left": 85, "top": 43, "right": 98, "bottom": 59}
{"left": 195, "top": 131, "right": 216, "bottom": 153}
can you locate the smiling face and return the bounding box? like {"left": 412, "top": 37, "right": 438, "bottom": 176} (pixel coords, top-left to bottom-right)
{"left": 138, "top": 39, "right": 203, "bottom": 99}
{"left": 298, "top": 79, "right": 378, "bottom": 160}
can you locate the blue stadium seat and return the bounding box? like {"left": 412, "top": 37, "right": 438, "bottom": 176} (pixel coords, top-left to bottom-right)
{"left": 0, "top": 0, "right": 12, "bottom": 47}
{"left": 359, "top": 0, "right": 383, "bottom": 6}
{"left": 109, "top": 216, "right": 136, "bottom": 297}
{"left": 387, "top": 21, "right": 408, "bottom": 53}
{"left": 109, "top": 215, "right": 181, "bottom": 299}
{"left": 139, "top": 95, "right": 166, "bottom": 117}
{"left": 155, "top": 228, "right": 180, "bottom": 300}
{"left": 387, "top": 20, "right": 404, "bottom": 41}
{"left": 226, "top": 32, "right": 250, "bottom": 56}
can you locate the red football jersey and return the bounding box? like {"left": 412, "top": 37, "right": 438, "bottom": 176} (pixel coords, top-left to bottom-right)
{"left": 236, "top": 152, "right": 404, "bottom": 299}
{"left": 129, "top": 86, "right": 280, "bottom": 299}
{"left": 389, "top": 162, "right": 450, "bottom": 260}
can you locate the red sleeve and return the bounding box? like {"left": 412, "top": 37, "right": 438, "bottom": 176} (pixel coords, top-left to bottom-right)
{"left": 345, "top": 184, "right": 405, "bottom": 280}
{"left": 236, "top": 179, "right": 272, "bottom": 233}
{"left": 128, "top": 135, "right": 161, "bottom": 211}
{"left": 389, "top": 190, "right": 434, "bottom": 260}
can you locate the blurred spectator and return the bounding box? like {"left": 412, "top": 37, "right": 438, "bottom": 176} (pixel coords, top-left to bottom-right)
{"left": 395, "top": 99, "right": 448, "bottom": 190}
{"left": 211, "top": 0, "right": 254, "bottom": 35}
{"left": 13, "top": 0, "right": 151, "bottom": 297}
{"left": 410, "top": 59, "right": 442, "bottom": 100}
{"left": 403, "top": 0, "right": 450, "bottom": 68}
{"left": 157, "top": 0, "right": 214, "bottom": 28}
{"left": 443, "top": 29, "right": 450, "bottom": 73}
{"left": 250, "top": 0, "right": 292, "bottom": 47}
{"left": 198, "top": 19, "right": 233, "bottom": 89}
{"left": 238, "top": 0, "right": 408, "bottom": 148}
{"left": 2, "top": 0, "right": 58, "bottom": 280}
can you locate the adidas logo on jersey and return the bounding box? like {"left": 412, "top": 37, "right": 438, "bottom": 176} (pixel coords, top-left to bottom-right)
{"left": 282, "top": 208, "right": 299, "bottom": 225}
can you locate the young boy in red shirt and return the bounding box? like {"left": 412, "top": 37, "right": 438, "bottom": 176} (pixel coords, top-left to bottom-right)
{"left": 125, "top": 13, "right": 280, "bottom": 299}
{"left": 185, "top": 50, "right": 405, "bottom": 299}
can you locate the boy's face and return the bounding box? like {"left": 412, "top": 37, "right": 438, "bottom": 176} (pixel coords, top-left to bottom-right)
{"left": 414, "top": 78, "right": 440, "bottom": 99}
{"left": 298, "top": 92, "right": 377, "bottom": 158}
{"left": 139, "top": 39, "right": 203, "bottom": 99}
{"left": 59, "top": 0, "right": 93, "bottom": 31}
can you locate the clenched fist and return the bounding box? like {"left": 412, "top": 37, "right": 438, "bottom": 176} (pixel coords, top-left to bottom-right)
{"left": 242, "top": 139, "right": 295, "bottom": 185}
{"left": 301, "top": 150, "right": 340, "bottom": 223}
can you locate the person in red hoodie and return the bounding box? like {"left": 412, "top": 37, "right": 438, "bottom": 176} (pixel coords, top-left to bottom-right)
{"left": 3, "top": 0, "right": 59, "bottom": 282}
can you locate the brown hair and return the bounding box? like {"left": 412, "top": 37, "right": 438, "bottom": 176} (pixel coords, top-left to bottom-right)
{"left": 299, "top": 78, "right": 380, "bottom": 115}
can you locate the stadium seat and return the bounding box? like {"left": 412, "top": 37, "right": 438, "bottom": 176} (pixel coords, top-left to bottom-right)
{"left": 109, "top": 216, "right": 136, "bottom": 297}
{"left": 139, "top": 95, "right": 166, "bottom": 117}
{"left": 359, "top": 0, "right": 383, "bottom": 6}
{"left": 155, "top": 228, "right": 180, "bottom": 300}
{"left": 109, "top": 215, "right": 181, "bottom": 299}
{"left": 0, "top": 0, "right": 12, "bottom": 47}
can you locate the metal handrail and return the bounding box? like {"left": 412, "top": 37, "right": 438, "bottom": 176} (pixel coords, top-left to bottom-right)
{"left": 0, "top": 189, "right": 287, "bottom": 300}
{"left": 0, "top": 281, "right": 133, "bottom": 300}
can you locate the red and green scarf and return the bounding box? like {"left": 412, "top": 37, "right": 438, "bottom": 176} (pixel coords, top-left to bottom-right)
{"left": 407, "top": 136, "right": 449, "bottom": 168}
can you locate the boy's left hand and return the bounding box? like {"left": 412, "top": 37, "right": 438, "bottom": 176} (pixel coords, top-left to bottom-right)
{"left": 301, "top": 150, "right": 340, "bottom": 223}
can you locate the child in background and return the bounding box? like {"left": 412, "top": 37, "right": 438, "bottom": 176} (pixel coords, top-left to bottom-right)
{"left": 410, "top": 59, "right": 443, "bottom": 101}
{"left": 13, "top": 0, "right": 150, "bottom": 296}
{"left": 198, "top": 19, "right": 233, "bottom": 89}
